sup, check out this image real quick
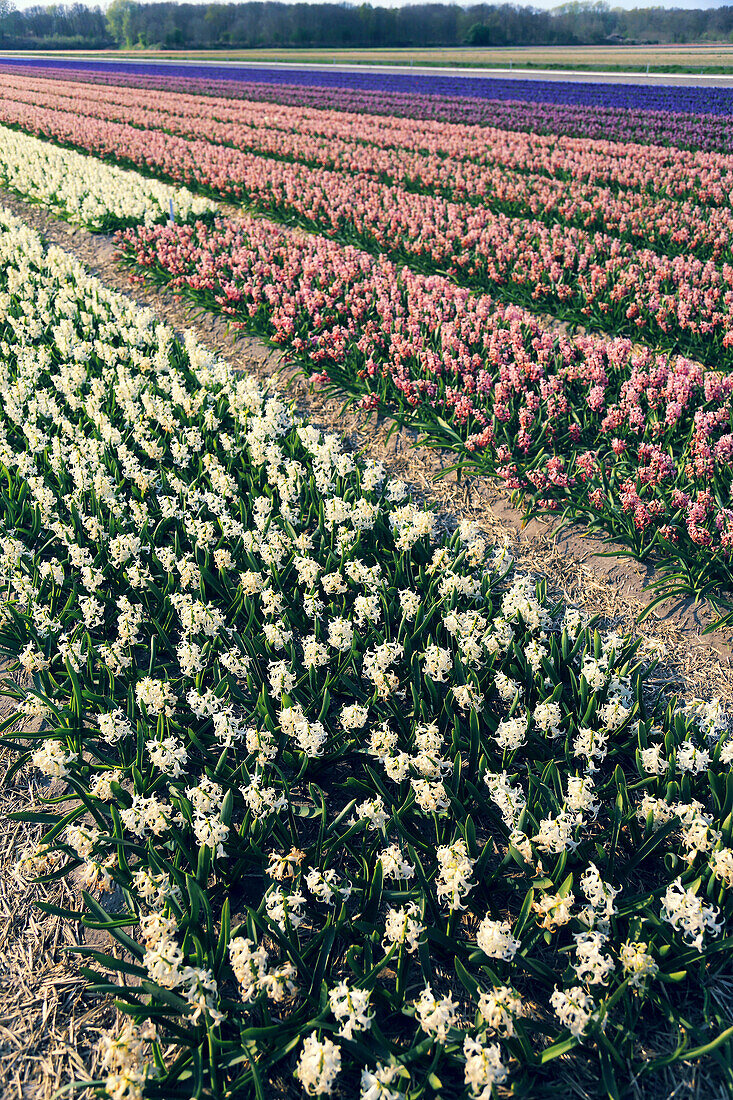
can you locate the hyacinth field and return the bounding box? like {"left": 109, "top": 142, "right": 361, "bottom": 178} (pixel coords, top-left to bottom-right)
{"left": 1, "top": 61, "right": 733, "bottom": 1100}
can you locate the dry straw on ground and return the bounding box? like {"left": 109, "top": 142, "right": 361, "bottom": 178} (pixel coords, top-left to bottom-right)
{"left": 0, "top": 659, "right": 123, "bottom": 1100}
{"left": 0, "top": 192, "right": 730, "bottom": 1099}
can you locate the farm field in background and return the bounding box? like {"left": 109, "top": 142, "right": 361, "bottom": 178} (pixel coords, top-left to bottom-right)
{"left": 1, "top": 59, "right": 733, "bottom": 1100}
{"left": 13, "top": 45, "right": 733, "bottom": 75}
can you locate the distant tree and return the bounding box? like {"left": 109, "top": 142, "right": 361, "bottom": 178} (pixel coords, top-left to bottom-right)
{"left": 106, "top": 0, "right": 137, "bottom": 47}
{"left": 465, "top": 17, "right": 505, "bottom": 46}
{"left": 0, "top": 0, "right": 13, "bottom": 43}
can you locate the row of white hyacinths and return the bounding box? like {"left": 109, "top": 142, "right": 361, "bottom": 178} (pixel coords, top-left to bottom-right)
{"left": 0, "top": 203, "right": 731, "bottom": 1100}
{"left": 0, "top": 123, "right": 215, "bottom": 231}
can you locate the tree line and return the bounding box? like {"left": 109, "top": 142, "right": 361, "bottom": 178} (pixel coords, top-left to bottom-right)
{"left": 3, "top": 0, "right": 733, "bottom": 53}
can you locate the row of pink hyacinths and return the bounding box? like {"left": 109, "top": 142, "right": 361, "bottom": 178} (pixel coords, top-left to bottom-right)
{"left": 4, "top": 72, "right": 733, "bottom": 265}
{"left": 3, "top": 70, "right": 733, "bottom": 204}
{"left": 2, "top": 79, "right": 733, "bottom": 363}
{"left": 117, "top": 211, "right": 733, "bottom": 566}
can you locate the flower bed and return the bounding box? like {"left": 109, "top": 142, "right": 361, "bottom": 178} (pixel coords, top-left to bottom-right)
{"left": 3, "top": 71, "right": 733, "bottom": 264}
{"left": 4, "top": 78, "right": 732, "bottom": 601}
{"left": 8, "top": 56, "right": 733, "bottom": 117}
{"left": 3, "top": 84, "right": 733, "bottom": 366}
{"left": 7, "top": 71, "right": 733, "bottom": 204}
{"left": 3, "top": 61, "right": 733, "bottom": 153}
{"left": 3, "top": 204, "right": 733, "bottom": 1099}
{"left": 116, "top": 211, "right": 733, "bottom": 605}
{"left": 0, "top": 122, "right": 215, "bottom": 231}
